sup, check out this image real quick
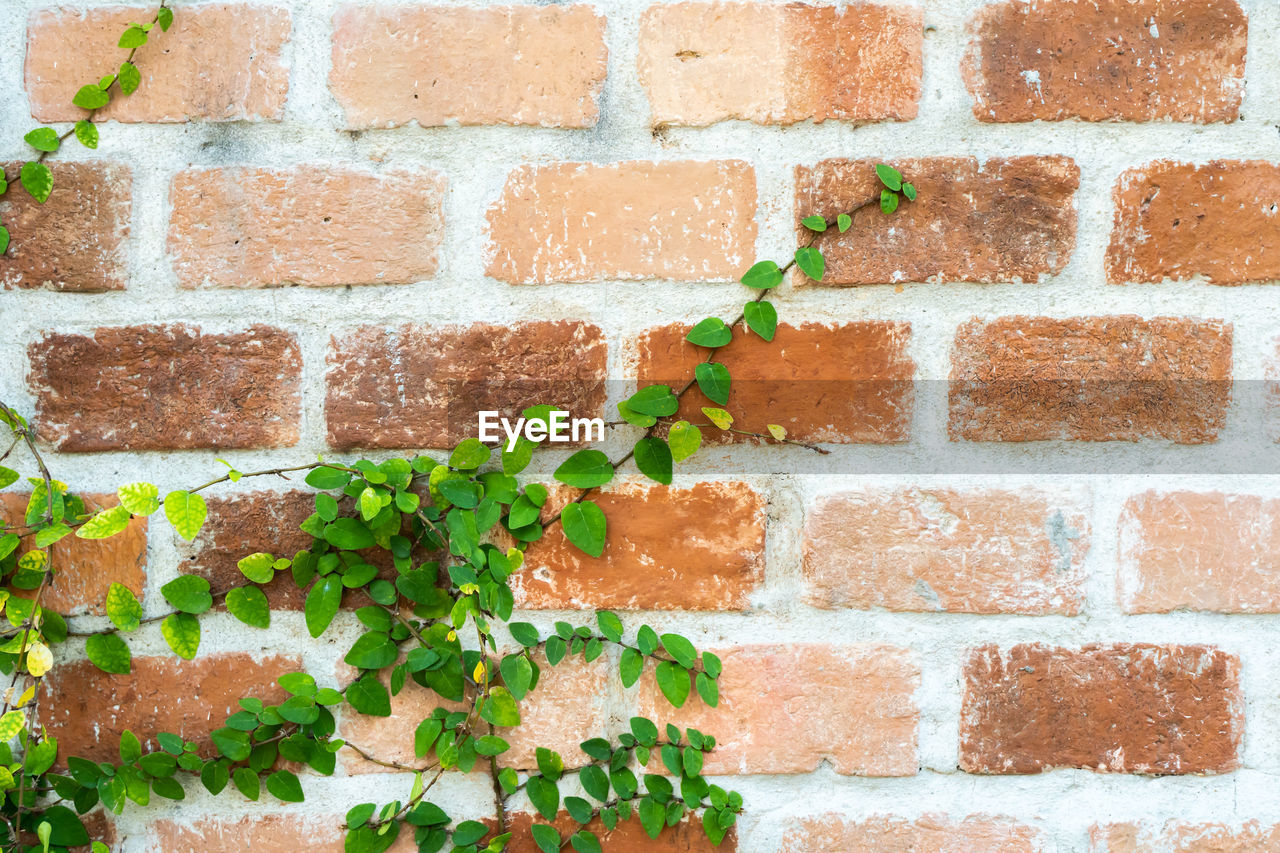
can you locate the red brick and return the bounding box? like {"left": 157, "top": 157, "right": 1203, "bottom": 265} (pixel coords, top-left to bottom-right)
{"left": 638, "top": 2, "right": 920, "bottom": 126}
{"left": 0, "top": 493, "right": 146, "bottom": 616}
{"left": 503, "top": 814, "right": 730, "bottom": 853}
{"left": 794, "top": 157, "right": 1079, "bottom": 285}
{"left": 635, "top": 321, "right": 913, "bottom": 443}
{"left": 963, "top": 0, "right": 1246, "bottom": 123}
{"left": 168, "top": 166, "right": 445, "bottom": 288}
{"left": 780, "top": 814, "right": 1044, "bottom": 852}
{"left": 43, "top": 653, "right": 298, "bottom": 763}
{"left": 326, "top": 322, "right": 607, "bottom": 450}
{"left": 803, "top": 488, "right": 1089, "bottom": 614}
{"left": 0, "top": 162, "right": 130, "bottom": 292}
{"left": 515, "top": 481, "right": 765, "bottom": 610}
{"left": 1107, "top": 160, "right": 1280, "bottom": 285}
{"left": 330, "top": 5, "right": 607, "bottom": 128}
{"left": 1090, "top": 821, "right": 1280, "bottom": 852}
{"left": 28, "top": 324, "right": 302, "bottom": 451}
{"left": 637, "top": 644, "right": 919, "bottom": 775}
{"left": 150, "top": 815, "right": 347, "bottom": 853}
{"left": 25, "top": 4, "right": 290, "bottom": 123}
{"left": 949, "top": 316, "right": 1232, "bottom": 443}
{"left": 960, "top": 644, "right": 1242, "bottom": 775}
{"left": 486, "top": 161, "right": 756, "bottom": 283}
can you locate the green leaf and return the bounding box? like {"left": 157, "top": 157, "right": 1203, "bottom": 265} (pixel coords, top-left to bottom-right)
{"left": 800, "top": 214, "right": 827, "bottom": 232}
{"left": 655, "top": 661, "right": 690, "bottom": 708}
{"left": 118, "top": 61, "right": 141, "bottom": 95}
{"left": 509, "top": 622, "right": 540, "bottom": 647}
{"left": 794, "top": 246, "right": 825, "bottom": 281}
{"left": 639, "top": 797, "right": 665, "bottom": 839}
{"left": 667, "top": 420, "right": 701, "bottom": 462}
{"left": 619, "top": 647, "right": 643, "bottom": 688}
{"left": 627, "top": 384, "right": 679, "bottom": 417}
{"left": 105, "top": 582, "right": 141, "bottom": 631}
{"left": 118, "top": 25, "right": 148, "bottom": 48}
{"left": 480, "top": 686, "right": 521, "bottom": 727}
{"left": 743, "top": 300, "right": 777, "bottom": 341}
{"left": 474, "top": 735, "right": 510, "bottom": 756}
{"left": 24, "top": 736, "right": 57, "bottom": 776}
{"left": 903, "top": 182, "right": 917, "bottom": 201}
{"left": 875, "top": 163, "right": 903, "bottom": 191}
{"left": 345, "top": 676, "right": 392, "bottom": 717}
{"left": 265, "top": 770, "right": 304, "bottom": 803}
{"left": 696, "top": 671, "right": 719, "bottom": 707}
{"left": 225, "top": 586, "right": 270, "bottom": 629}
{"left": 357, "top": 487, "right": 380, "bottom": 522}
{"left": 157, "top": 6, "right": 173, "bottom": 30}
{"left": 450, "top": 438, "right": 490, "bottom": 470}
{"left": 160, "top": 613, "right": 200, "bottom": 659}
{"left": 637, "top": 625, "right": 660, "bottom": 655}
{"left": 323, "top": 517, "right": 374, "bottom": 550}
{"left": 23, "top": 128, "right": 60, "bottom": 153}
{"left": 554, "top": 450, "right": 614, "bottom": 489}
{"left": 741, "top": 260, "right": 782, "bottom": 289}
{"left": 616, "top": 399, "right": 657, "bottom": 428}
{"left": 0, "top": 226, "right": 8, "bottom": 255}
{"left": 20, "top": 162, "right": 53, "bottom": 203}
{"left": 304, "top": 575, "right": 343, "bottom": 638}
{"left": 201, "top": 761, "right": 229, "bottom": 795}
{"left": 880, "top": 188, "right": 899, "bottom": 214}
{"left": 117, "top": 482, "right": 159, "bottom": 515}
{"left": 702, "top": 651, "right": 722, "bottom": 678}
{"left": 837, "top": 213, "right": 852, "bottom": 232}
{"left": 530, "top": 824, "right": 560, "bottom": 853}
{"left": 685, "top": 318, "right": 732, "bottom": 348}
{"left": 39, "top": 805, "right": 89, "bottom": 847}
{"left": 571, "top": 831, "right": 603, "bottom": 853}
{"left": 344, "top": 632, "right": 397, "bottom": 669}
{"left": 561, "top": 501, "right": 607, "bottom": 558}
{"left": 305, "top": 466, "right": 351, "bottom": 489}
{"left": 580, "top": 764, "right": 610, "bottom": 801}
{"left": 76, "top": 505, "right": 131, "bottom": 540}
{"left": 237, "top": 552, "right": 276, "bottom": 584}
{"left": 660, "top": 633, "right": 697, "bottom": 668}
{"left": 164, "top": 491, "right": 207, "bottom": 541}
{"left": 526, "top": 775, "right": 559, "bottom": 821}
{"left": 633, "top": 437, "right": 673, "bottom": 485}
{"left": 161, "top": 575, "right": 213, "bottom": 614}
{"left": 703, "top": 809, "right": 729, "bottom": 845}
{"left": 232, "top": 766, "right": 259, "bottom": 800}
{"left": 85, "top": 633, "right": 131, "bottom": 674}
{"left": 72, "top": 84, "right": 110, "bottom": 111}
{"left": 694, "top": 362, "right": 731, "bottom": 406}
{"left": 597, "top": 610, "right": 623, "bottom": 643}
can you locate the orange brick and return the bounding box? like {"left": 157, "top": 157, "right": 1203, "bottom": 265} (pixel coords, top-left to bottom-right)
{"left": 25, "top": 4, "right": 290, "bottom": 123}
{"left": 486, "top": 161, "right": 756, "bottom": 283}
{"left": 803, "top": 488, "right": 1089, "bottom": 614}
{"left": 637, "top": 644, "right": 919, "bottom": 775}
{"left": 330, "top": 4, "right": 607, "bottom": 128}
{"left": 1090, "top": 821, "right": 1280, "bottom": 852}
{"left": 780, "top": 814, "right": 1044, "bottom": 852}
{"left": 504, "top": 814, "right": 730, "bottom": 853}
{"left": 949, "top": 316, "right": 1232, "bottom": 443}
{"left": 638, "top": 2, "right": 921, "bottom": 125}
{"left": 150, "top": 815, "right": 347, "bottom": 853}
{"left": 964, "top": 0, "right": 1246, "bottom": 123}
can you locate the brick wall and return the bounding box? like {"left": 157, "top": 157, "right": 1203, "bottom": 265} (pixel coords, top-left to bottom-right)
{"left": 3, "top": 0, "right": 1280, "bottom": 850}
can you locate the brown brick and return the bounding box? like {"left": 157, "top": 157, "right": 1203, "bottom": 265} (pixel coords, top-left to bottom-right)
{"left": 330, "top": 4, "right": 607, "bottom": 128}
{"left": 963, "top": 0, "right": 1246, "bottom": 123}
{"left": 780, "top": 814, "right": 1044, "bottom": 852}
{"left": 960, "top": 644, "right": 1242, "bottom": 774}
{"left": 635, "top": 322, "right": 913, "bottom": 443}
{"left": 326, "top": 322, "right": 607, "bottom": 449}
{"left": 803, "top": 488, "right": 1089, "bottom": 614}
{"left": 0, "top": 493, "right": 146, "bottom": 616}
{"left": 43, "top": 653, "right": 298, "bottom": 763}
{"left": 515, "top": 481, "right": 765, "bottom": 610}
{"left": 794, "top": 156, "right": 1079, "bottom": 285}
{"left": 150, "top": 815, "right": 347, "bottom": 853}
{"left": 29, "top": 324, "right": 301, "bottom": 451}
{"left": 504, "top": 814, "right": 730, "bottom": 853}
{"left": 168, "top": 166, "right": 445, "bottom": 288}
{"left": 486, "top": 161, "right": 756, "bottom": 283}
{"left": 949, "top": 316, "right": 1232, "bottom": 443}
{"left": 637, "top": 644, "right": 919, "bottom": 775}
{"left": 638, "top": 2, "right": 921, "bottom": 126}
{"left": 1090, "top": 821, "right": 1280, "bottom": 852}
{"left": 25, "top": 4, "right": 290, "bottom": 123}
{"left": 1107, "top": 160, "right": 1280, "bottom": 285}
{"left": 0, "top": 162, "right": 130, "bottom": 292}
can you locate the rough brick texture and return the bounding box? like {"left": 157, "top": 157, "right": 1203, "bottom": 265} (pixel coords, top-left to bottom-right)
{"left": 949, "top": 316, "right": 1232, "bottom": 443}
{"left": 326, "top": 322, "right": 608, "bottom": 449}
{"left": 168, "top": 166, "right": 446, "bottom": 288}
{"left": 803, "top": 488, "right": 1090, "bottom": 614}
{"left": 28, "top": 324, "right": 301, "bottom": 451}
{"left": 638, "top": 644, "right": 919, "bottom": 775}
{"left": 638, "top": 2, "right": 921, "bottom": 126}
{"left": 636, "top": 322, "right": 914, "bottom": 443}
{"left": 514, "top": 481, "right": 765, "bottom": 610}
{"left": 0, "top": 162, "right": 130, "bottom": 292}
{"left": 25, "top": 4, "right": 291, "bottom": 122}
{"left": 150, "top": 815, "right": 348, "bottom": 853}
{"left": 330, "top": 5, "right": 607, "bottom": 128}
{"left": 1090, "top": 822, "right": 1280, "bottom": 852}
{"left": 794, "top": 157, "right": 1079, "bottom": 284}
{"left": 1107, "top": 160, "right": 1280, "bottom": 285}
{"left": 486, "top": 161, "right": 757, "bottom": 283}
{"left": 963, "top": 0, "right": 1247, "bottom": 123}
{"left": 780, "top": 814, "right": 1044, "bottom": 852}
{"left": 960, "top": 644, "right": 1242, "bottom": 775}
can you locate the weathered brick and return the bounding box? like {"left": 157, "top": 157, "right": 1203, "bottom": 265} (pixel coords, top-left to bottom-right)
{"left": 638, "top": 2, "right": 920, "bottom": 126}
{"left": 503, "top": 814, "right": 730, "bottom": 853}
{"left": 0, "top": 162, "right": 130, "bottom": 291}
{"left": 780, "top": 814, "right": 1044, "bottom": 852}
{"left": 1090, "top": 821, "right": 1280, "bottom": 852}
{"left": 326, "top": 322, "right": 607, "bottom": 450}
{"left": 150, "top": 815, "right": 347, "bottom": 853}
{"left": 0, "top": 493, "right": 146, "bottom": 616}
{"left": 960, "top": 644, "right": 1242, "bottom": 774}
{"left": 794, "top": 157, "right": 1079, "bottom": 284}
{"left": 168, "top": 166, "right": 446, "bottom": 288}
{"left": 25, "top": 4, "right": 291, "bottom": 123}
{"left": 803, "top": 488, "right": 1089, "bottom": 614}
{"left": 635, "top": 322, "right": 913, "bottom": 443}
{"left": 43, "top": 654, "right": 298, "bottom": 763}
{"left": 330, "top": 5, "right": 607, "bottom": 128}
{"left": 963, "top": 0, "right": 1246, "bottom": 123}
{"left": 638, "top": 644, "right": 919, "bottom": 775}
{"left": 486, "top": 161, "right": 756, "bottom": 283}
{"left": 29, "top": 324, "right": 302, "bottom": 451}
{"left": 949, "top": 316, "right": 1232, "bottom": 443}
{"left": 514, "top": 482, "right": 765, "bottom": 610}
{"left": 1107, "top": 161, "right": 1280, "bottom": 285}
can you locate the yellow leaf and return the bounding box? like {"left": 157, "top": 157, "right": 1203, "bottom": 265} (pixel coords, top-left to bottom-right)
{"left": 0, "top": 711, "right": 24, "bottom": 742}
{"left": 506, "top": 548, "right": 524, "bottom": 571}
{"left": 16, "top": 685, "right": 34, "bottom": 708}
{"left": 767, "top": 424, "right": 787, "bottom": 440}
{"left": 701, "top": 407, "right": 733, "bottom": 430}
{"left": 473, "top": 660, "right": 486, "bottom": 683}
{"left": 25, "top": 643, "right": 52, "bottom": 677}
